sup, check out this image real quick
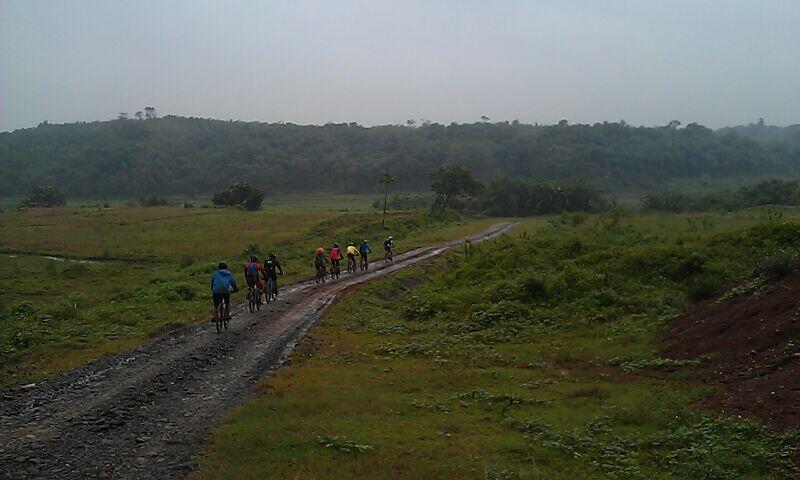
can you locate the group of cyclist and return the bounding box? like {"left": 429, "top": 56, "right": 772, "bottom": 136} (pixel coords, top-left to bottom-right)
{"left": 210, "top": 236, "right": 395, "bottom": 323}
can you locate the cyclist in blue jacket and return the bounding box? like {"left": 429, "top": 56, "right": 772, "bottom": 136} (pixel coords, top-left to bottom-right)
{"left": 359, "top": 239, "right": 372, "bottom": 269}
{"left": 211, "top": 262, "right": 238, "bottom": 321}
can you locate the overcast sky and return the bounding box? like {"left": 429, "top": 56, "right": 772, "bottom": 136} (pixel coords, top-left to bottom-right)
{"left": 1, "top": 0, "right": 798, "bottom": 132}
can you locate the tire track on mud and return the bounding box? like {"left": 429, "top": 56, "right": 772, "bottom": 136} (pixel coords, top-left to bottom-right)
{"left": 0, "top": 222, "right": 515, "bottom": 479}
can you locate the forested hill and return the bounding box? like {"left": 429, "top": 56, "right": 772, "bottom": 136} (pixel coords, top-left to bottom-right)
{"left": 717, "top": 120, "right": 800, "bottom": 148}
{"left": 1, "top": 116, "right": 798, "bottom": 198}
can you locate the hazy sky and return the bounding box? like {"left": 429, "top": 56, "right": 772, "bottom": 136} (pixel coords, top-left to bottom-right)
{"left": 1, "top": 0, "right": 799, "bottom": 132}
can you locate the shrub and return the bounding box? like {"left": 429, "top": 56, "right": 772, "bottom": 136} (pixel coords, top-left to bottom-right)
{"left": 23, "top": 186, "right": 66, "bottom": 207}
{"left": 685, "top": 273, "right": 723, "bottom": 302}
{"left": 755, "top": 249, "right": 799, "bottom": 280}
{"left": 212, "top": 182, "right": 264, "bottom": 211}
{"left": 672, "top": 253, "right": 706, "bottom": 280}
{"left": 139, "top": 195, "right": 168, "bottom": 206}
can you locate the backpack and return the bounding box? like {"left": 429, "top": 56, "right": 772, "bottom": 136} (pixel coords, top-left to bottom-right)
{"left": 246, "top": 262, "right": 259, "bottom": 277}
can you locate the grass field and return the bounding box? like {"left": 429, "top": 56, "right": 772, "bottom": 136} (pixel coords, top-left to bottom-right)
{"left": 191, "top": 210, "right": 800, "bottom": 479}
{"left": 0, "top": 201, "right": 502, "bottom": 387}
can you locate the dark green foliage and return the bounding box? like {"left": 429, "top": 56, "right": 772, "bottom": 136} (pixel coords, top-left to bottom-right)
{"left": 212, "top": 182, "right": 264, "bottom": 211}
{"left": 371, "top": 194, "right": 432, "bottom": 211}
{"left": 430, "top": 164, "right": 484, "bottom": 214}
{"left": 755, "top": 249, "right": 799, "bottom": 281}
{"left": 3, "top": 117, "right": 795, "bottom": 198}
{"left": 138, "top": 195, "right": 168, "bottom": 206}
{"left": 22, "top": 186, "right": 66, "bottom": 207}
{"left": 643, "top": 178, "right": 800, "bottom": 212}
{"left": 684, "top": 273, "right": 723, "bottom": 302}
{"left": 479, "top": 177, "right": 606, "bottom": 216}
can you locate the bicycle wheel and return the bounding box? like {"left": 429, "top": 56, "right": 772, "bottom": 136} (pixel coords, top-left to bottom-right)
{"left": 256, "top": 287, "right": 261, "bottom": 311}
{"left": 215, "top": 305, "right": 222, "bottom": 333}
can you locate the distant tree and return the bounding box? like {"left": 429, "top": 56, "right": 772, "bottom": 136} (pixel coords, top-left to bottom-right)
{"left": 430, "top": 165, "right": 484, "bottom": 214}
{"left": 667, "top": 120, "right": 681, "bottom": 129}
{"left": 378, "top": 172, "right": 395, "bottom": 227}
{"left": 481, "top": 115, "right": 490, "bottom": 122}
{"left": 243, "top": 189, "right": 264, "bottom": 211}
{"left": 212, "top": 182, "right": 264, "bottom": 211}
{"left": 23, "top": 186, "right": 66, "bottom": 207}
{"left": 144, "top": 106, "right": 157, "bottom": 119}
{"left": 118, "top": 112, "right": 129, "bottom": 120}
{"left": 406, "top": 119, "right": 416, "bottom": 128}
{"left": 138, "top": 195, "right": 168, "bottom": 207}
{"left": 134, "top": 111, "right": 144, "bottom": 120}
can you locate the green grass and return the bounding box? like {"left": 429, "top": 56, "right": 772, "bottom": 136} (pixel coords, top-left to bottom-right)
{"left": 0, "top": 202, "right": 501, "bottom": 387}
{"left": 191, "top": 210, "right": 800, "bottom": 479}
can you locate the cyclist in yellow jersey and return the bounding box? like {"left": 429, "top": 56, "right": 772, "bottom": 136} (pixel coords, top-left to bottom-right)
{"left": 346, "top": 243, "right": 359, "bottom": 272}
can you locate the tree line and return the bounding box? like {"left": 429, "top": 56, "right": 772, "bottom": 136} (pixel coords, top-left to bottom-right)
{"left": 1, "top": 116, "right": 799, "bottom": 198}
{"left": 642, "top": 178, "right": 800, "bottom": 212}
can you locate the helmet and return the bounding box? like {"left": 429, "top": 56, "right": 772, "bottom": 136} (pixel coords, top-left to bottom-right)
{"left": 250, "top": 255, "right": 258, "bottom": 262}
{"left": 388, "top": 236, "right": 393, "bottom": 240}
{"left": 269, "top": 253, "right": 276, "bottom": 259}
{"left": 333, "top": 243, "right": 339, "bottom": 247}
{"left": 362, "top": 239, "right": 368, "bottom": 243}
{"left": 316, "top": 247, "right": 324, "bottom": 254}
{"left": 218, "top": 262, "right": 228, "bottom": 270}
{"left": 348, "top": 242, "right": 355, "bottom": 246}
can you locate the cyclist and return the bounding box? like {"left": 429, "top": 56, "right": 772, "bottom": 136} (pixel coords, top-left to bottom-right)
{"left": 359, "top": 239, "right": 372, "bottom": 269}
{"left": 329, "top": 243, "right": 342, "bottom": 274}
{"left": 314, "top": 247, "right": 328, "bottom": 282}
{"left": 243, "top": 255, "right": 267, "bottom": 303}
{"left": 346, "top": 242, "right": 359, "bottom": 272}
{"left": 264, "top": 253, "right": 284, "bottom": 295}
{"left": 211, "top": 262, "right": 238, "bottom": 321}
{"left": 384, "top": 236, "right": 395, "bottom": 263}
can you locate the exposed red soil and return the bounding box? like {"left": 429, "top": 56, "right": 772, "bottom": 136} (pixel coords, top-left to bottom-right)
{"left": 663, "top": 270, "right": 800, "bottom": 430}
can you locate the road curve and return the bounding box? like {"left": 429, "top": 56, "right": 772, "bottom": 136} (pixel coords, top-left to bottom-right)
{"left": 0, "top": 222, "right": 516, "bottom": 480}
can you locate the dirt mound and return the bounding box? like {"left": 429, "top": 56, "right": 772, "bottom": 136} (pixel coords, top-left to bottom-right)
{"left": 664, "top": 270, "right": 800, "bottom": 430}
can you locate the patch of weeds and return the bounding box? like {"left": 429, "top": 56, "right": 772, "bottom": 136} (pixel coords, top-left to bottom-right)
{"left": 316, "top": 435, "right": 374, "bottom": 454}
{"left": 754, "top": 248, "right": 799, "bottom": 281}
{"left": 520, "top": 379, "right": 556, "bottom": 389}
{"left": 609, "top": 357, "right": 700, "bottom": 373}
{"left": 718, "top": 277, "right": 768, "bottom": 301}
{"left": 485, "top": 466, "right": 520, "bottom": 480}
{"left": 685, "top": 273, "right": 724, "bottom": 302}
{"left": 408, "top": 399, "right": 452, "bottom": 414}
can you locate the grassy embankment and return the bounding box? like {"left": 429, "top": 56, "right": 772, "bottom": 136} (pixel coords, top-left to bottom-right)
{"left": 193, "top": 210, "right": 800, "bottom": 480}
{"left": 0, "top": 201, "right": 502, "bottom": 387}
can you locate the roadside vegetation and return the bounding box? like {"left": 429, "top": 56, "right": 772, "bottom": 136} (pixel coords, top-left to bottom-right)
{"left": 193, "top": 211, "right": 800, "bottom": 479}
{"left": 0, "top": 202, "right": 500, "bottom": 387}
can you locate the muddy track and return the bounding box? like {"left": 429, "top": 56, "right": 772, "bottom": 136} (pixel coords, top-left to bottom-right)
{"left": 0, "top": 222, "right": 515, "bottom": 480}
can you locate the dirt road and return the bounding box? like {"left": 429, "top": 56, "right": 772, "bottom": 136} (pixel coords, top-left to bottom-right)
{"left": 0, "top": 222, "right": 515, "bottom": 480}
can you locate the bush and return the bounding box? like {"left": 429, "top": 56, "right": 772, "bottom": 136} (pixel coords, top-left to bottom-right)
{"left": 212, "top": 182, "right": 264, "bottom": 211}
{"left": 23, "top": 186, "right": 66, "bottom": 207}
{"left": 685, "top": 273, "right": 723, "bottom": 302}
{"left": 139, "top": 195, "right": 168, "bottom": 206}
{"left": 755, "top": 249, "right": 799, "bottom": 280}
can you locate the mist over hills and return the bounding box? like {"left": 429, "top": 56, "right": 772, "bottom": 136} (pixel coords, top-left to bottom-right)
{"left": 1, "top": 116, "right": 798, "bottom": 198}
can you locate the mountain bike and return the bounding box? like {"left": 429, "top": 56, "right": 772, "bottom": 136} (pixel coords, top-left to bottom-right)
{"left": 215, "top": 296, "right": 229, "bottom": 333}
{"left": 360, "top": 253, "right": 368, "bottom": 271}
{"left": 347, "top": 255, "right": 357, "bottom": 273}
{"left": 331, "top": 260, "right": 341, "bottom": 280}
{"left": 248, "top": 284, "right": 261, "bottom": 312}
{"left": 315, "top": 265, "right": 327, "bottom": 284}
{"left": 384, "top": 249, "right": 393, "bottom": 263}
{"left": 265, "top": 277, "right": 277, "bottom": 303}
